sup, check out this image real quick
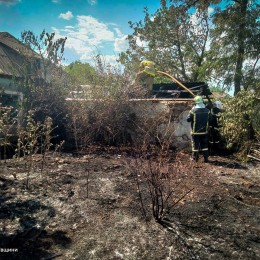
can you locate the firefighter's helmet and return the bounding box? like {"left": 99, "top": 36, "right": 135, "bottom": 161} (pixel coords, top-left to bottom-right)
{"left": 215, "top": 101, "right": 222, "bottom": 109}
{"left": 194, "top": 96, "right": 204, "bottom": 104}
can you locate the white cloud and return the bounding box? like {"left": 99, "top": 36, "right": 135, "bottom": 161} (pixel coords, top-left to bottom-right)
{"left": 52, "top": 14, "right": 130, "bottom": 66}
{"left": 88, "top": 0, "right": 97, "bottom": 5}
{"left": 114, "top": 28, "right": 123, "bottom": 38}
{"left": 65, "top": 26, "right": 75, "bottom": 29}
{"left": 190, "top": 7, "right": 214, "bottom": 26}
{"left": 52, "top": 15, "right": 126, "bottom": 65}
{"left": 97, "top": 55, "right": 118, "bottom": 66}
{"left": 93, "top": 54, "right": 124, "bottom": 73}
{"left": 190, "top": 12, "right": 198, "bottom": 26}
{"left": 0, "top": 0, "right": 20, "bottom": 5}
{"left": 135, "top": 36, "right": 148, "bottom": 48}
{"left": 76, "top": 15, "right": 114, "bottom": 43}
{"left": 59, "top": 11, "right": 74, "bottom": 20}
{"left": 113, "top": 27, "right": 128, "bottom": 52}
{"left": 208, "top": 7, "right": 214, "bottom": 14}
{"left": 114, "top": 35, "right": 129, "bottom": 52}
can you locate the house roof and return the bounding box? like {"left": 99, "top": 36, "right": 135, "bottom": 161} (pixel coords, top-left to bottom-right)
{"left": 0, "top": 32, "right": 40, "bottom": 77}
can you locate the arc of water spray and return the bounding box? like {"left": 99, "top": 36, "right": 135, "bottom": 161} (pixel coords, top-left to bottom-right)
{"left": 156, "top": 70, "right": 195, "bottom": 97}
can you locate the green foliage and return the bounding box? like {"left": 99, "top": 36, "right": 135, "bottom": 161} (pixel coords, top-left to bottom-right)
{"left": 119, "top": 0, "right": 212, "bottom": 82}
{"left": 209, "top": 86, "right": 225, "bottom": 93}
{"left": 15, "top": 111, "right": 56, "bottom": 188}
{"left": 222, "top": 90, "right": 259, "bottom": 155}
{"left": 0, "top": 106, "right": 16, "bottom": 160}
{"left": 119, "top": 0, "right": 259, "bottom": 96}
{"left": 64, "top": 61, "right": 96, "bottom": 85}
{"left": 210, "top": 0, "right": 260, "bottom": 95}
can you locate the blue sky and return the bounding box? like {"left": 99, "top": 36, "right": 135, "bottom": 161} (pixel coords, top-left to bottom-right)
{"left": 0, "top": 0, "right": 162, "bottom": 65}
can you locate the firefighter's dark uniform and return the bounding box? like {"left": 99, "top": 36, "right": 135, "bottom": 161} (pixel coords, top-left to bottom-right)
{"left": 209, "top": 106, "right": 223, "bottom": 145}
{"left": 187, "top": 106, "right": 211, "bottom": 162}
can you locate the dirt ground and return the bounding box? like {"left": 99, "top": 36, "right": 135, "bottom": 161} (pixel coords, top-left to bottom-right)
{"left": 0, "top": 147, "right": 259, "bottom": 260}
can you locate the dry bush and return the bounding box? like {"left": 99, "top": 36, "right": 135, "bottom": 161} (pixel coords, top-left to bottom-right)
{"left": 0, "top": 106, "right": 17, "bottom": 160}
{"left": 130, "top": 100, "right": 186, "bottom": 154}
{"left": 64, "top": 53, "right": 191, "bottom": 151}
{"left": 65, "top": 97, "right": 137, "bottom": 151}
{"left": 128, "top": 109, "right": 194, "bottom": 222}
{"left": 64, "top": 55, "right": 143, "bottom": 151}
{"left": 63, "top": 55, "right": 189, "bottom": 152}
{"left": 128, "top": 149, "right": 195, "bottom": 223}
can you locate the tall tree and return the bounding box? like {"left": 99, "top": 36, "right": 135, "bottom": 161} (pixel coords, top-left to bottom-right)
{"left": 120, "top": 0, "right": 259, "bottom": 95}
{"left": 119, "top": 0, "right": 212, "bottom": 82}
{"left": 210, "top": 0, "right": 260, "bottom": 95}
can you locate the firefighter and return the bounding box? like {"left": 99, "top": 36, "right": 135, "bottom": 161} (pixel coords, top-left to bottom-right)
{"left": 187, "top": 96, "right": 211, "bottom": 162}
{"left": 135, "top": 60, "right": 156, "bottom": 97}
{"left": 209, "top": 100, "right": 225, "bottom": 147}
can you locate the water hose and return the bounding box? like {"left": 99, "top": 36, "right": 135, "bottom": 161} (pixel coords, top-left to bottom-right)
{"left": 156, "top": 70, "right": 195, "bottom": 97}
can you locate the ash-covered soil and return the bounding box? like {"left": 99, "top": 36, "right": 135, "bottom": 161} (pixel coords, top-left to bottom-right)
{"left": 0, "top": 148, "right": 259, "bottom": 260}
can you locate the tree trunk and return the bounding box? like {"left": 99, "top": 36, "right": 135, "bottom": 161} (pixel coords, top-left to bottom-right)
{"left": 234, "top": 0, "right": 248, "bottom": 96}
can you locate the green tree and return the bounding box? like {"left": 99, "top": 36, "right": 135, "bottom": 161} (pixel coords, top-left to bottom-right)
{"left": 120, "top": 0, "right": 259, "bottom": 95}
{"left": 64, "top": 61, "right": 96, "bottom": 85}
{"left": 210, "top": 0, "right": 260, "bottom": 95}
{"left": 222, "top": 90, "right": 260, "bottom": 157}
{"left": 119, "top": 0, "right": 212, "bottom": 82}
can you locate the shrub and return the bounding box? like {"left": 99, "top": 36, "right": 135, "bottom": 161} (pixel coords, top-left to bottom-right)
{"left": 222, "top": 90, "right": 260, "bottom": 158}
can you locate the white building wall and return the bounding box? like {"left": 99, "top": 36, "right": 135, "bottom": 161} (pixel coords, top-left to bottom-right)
{"left": 129, "top": 99, "right": 193, "bottom": 150}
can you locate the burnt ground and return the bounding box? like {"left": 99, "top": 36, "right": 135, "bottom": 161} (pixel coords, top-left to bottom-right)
{"left": 0, "top": 148, "right": 259, "bottom": 260}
